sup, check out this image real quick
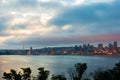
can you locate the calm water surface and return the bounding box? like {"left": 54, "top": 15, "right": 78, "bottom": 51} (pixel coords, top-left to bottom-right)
{"left": 0, "top": 55, "right": 120, "bottom": 79}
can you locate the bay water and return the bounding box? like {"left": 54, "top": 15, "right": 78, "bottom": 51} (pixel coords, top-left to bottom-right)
{"left": 0, "top": 55, "right": 120, "bottom": 79}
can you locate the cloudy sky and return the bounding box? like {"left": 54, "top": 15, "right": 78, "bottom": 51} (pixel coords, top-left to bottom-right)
{"left": 0, "top": 0, "right": 120, "bottom": 49}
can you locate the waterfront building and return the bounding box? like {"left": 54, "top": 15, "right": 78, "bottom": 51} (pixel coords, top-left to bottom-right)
{"left": 30, "top": 47, "right": 33, "bottom": 54}
{"left": 98, "top": 43, "right": 103, "bottom": 49}
{"left": 113, "top": 41, "right": 118, "bottom": 49}
{"left": 109, "top": 43, "right": 113, "bottom": 50}
{"left": 28, "top": 47, "right": 33, "bottom": 55}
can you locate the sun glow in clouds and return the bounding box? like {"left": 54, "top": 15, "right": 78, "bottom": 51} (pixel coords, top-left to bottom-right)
{"left": 62, "top": 25, "right": 72, "bottom": 31}
{"left": 74, "top": 0, "right": 85, "bottom": 5}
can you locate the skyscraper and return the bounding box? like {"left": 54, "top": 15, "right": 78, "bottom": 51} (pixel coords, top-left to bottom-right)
{"left": 113, "top": 41, "right": 118, "bottom": 49}
{"left": 98, "top": 43, "right": 103, "bottom": 49}
{"left": 30, "top": 47, "right": 33, "bottom": 55}
{"left": 109, "top": 43, "right": 113, "bottom": 50}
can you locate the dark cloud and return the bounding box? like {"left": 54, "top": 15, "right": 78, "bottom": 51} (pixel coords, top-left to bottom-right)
{"left": 49, "top": 0, "right": 120, "bottom": 33}
{"left": 26, "top": 33, "right": 120, "bottom": 46}
{"left": 0, "top": 33, "right": 9, "bottom": 36}
{"left": 0, "top": 16, "right": 10, "bottom": 36}
{"left": 38, "top": 1, "right": 64, "bottom": 9}
{"left": 12, "top": 0, "right": 64, "bottom": 11}
{"left": 4, "top": 32, "right": 120, "bottom": 49}
{"left": 0, "top": 17, "right": 7, "bottom": 31}
{"left": 11, "top": 24, "right": 29, "bottom": 30}
{"left": 17, "top": 0, "right": 38, "bottom": 7}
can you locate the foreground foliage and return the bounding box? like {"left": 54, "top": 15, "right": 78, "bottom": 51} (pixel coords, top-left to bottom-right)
{"left": 92, "top": 61, "right": 120, "bottom": 80}
{"left": 2, "top": 62, "right": 120, "bottom": 80}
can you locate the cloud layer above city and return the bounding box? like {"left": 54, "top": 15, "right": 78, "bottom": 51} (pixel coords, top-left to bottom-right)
{"left": 0, "top": 0, "right": 120, "bottom": 49}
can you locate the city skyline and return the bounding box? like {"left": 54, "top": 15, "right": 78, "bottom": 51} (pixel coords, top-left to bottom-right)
{"left": 0, "top": 0, "right": 120, "bottom": 49}
{"left": 0, "top": 41, "right": 120, "bottom": 55}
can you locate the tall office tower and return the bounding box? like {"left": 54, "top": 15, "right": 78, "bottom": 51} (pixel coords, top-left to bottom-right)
{"left": 75, "top": 45, "right": 79, "bottom": 51}
{"left": 98, "top": 43, "right": 103, "bottom": 49}
{"left": 79, "top": 45, "right": 82, "bottom": 51}
{"left": 113, "top": 41, "right": 118, "bottom": 49}
{"left": 109, "top": 43, "right": 113, "bottom": 50}
{"left": 83, "top": 44, "right": 87, "bottom": 52}
{"left": 30, "top": 47, "right": 32, "bottom": 55}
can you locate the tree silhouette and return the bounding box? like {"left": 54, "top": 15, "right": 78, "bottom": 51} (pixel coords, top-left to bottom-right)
{"left": 37, "top": 67, "right": 50, "bottom": 80}
{"left": 21, "top": 67, "right": 31, "bottom": 80}
{"left": 2, "top": 62, "right": 120, "bottom": 80}
{"left": 112, "top": 61, "right": 120, "bottom": 80}
{"left": 68, "top": 63, "right": 87, "bottom": 80}
{"left": 51, "top": 74, "right": 67, "bottom": 80}
{"left": 93, "top": 70, "right": 112, "bottom": 80}
{"left": 84, "top": 78, "right": 90, "bottom": 80}
{"left": 3, "top": 69, "right": 22, "bottom": 80}
{"left": 2, "top": 67, "right": 31, "bottom": 80}
{"left": 92, "top": 61, "right": 120, "bottom": 80}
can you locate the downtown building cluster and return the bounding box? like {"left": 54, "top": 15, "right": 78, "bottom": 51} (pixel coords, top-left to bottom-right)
{"left": 26, "top": 41, "right": 120, "bottom": 55}
{"left": 73, "top": 41, "right": 119, "bottom": 55}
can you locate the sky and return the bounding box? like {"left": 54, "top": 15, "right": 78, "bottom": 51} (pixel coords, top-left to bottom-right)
{"left": 0, "top": 0, "right": 120, "bottom": 49}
